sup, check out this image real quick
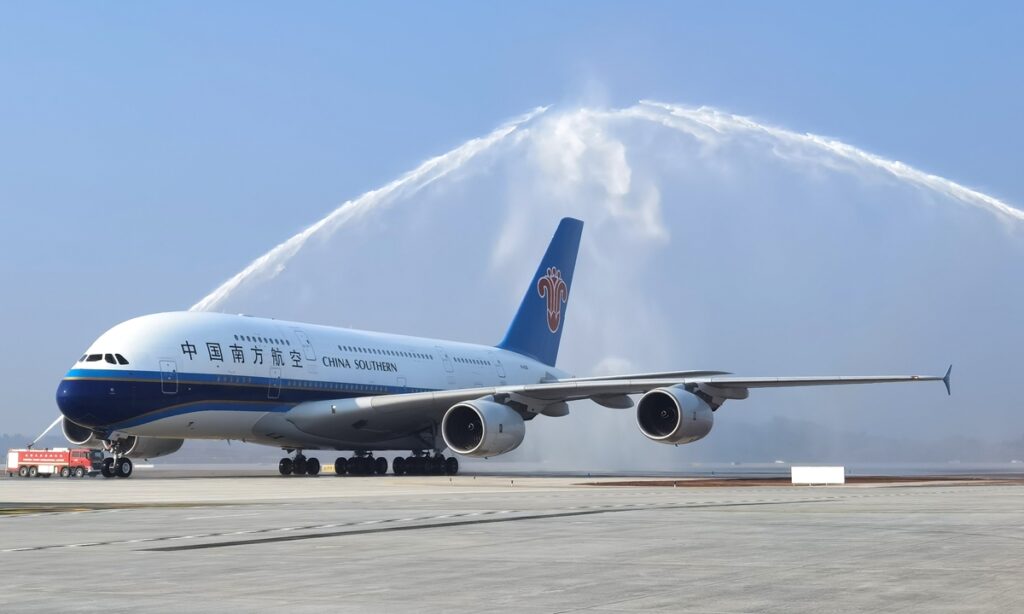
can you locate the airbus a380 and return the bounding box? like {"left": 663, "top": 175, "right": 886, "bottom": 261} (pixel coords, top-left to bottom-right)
{"left": 56, "top": 218, "right": 951, "bottom": 478}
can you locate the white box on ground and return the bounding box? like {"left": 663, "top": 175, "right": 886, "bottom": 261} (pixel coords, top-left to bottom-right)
{"left": 791, "top": 466, "right": 845, "bottom": 485}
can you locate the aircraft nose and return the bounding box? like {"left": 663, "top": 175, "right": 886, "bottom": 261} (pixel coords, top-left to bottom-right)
{"left": 56, "top": 378, "right": 110, "bottom": 429}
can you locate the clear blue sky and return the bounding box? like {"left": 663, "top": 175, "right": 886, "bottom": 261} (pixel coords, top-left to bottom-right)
{"left": 0, "top": 2, "right": 1021, "bottom": 433}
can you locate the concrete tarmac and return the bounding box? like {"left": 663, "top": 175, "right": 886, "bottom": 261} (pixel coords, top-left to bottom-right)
{"left": 1, "top": 472, "right": 1022, "bottom": 613}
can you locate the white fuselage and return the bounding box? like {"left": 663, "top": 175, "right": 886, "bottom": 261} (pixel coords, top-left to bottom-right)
{"left": 56, "top": 312, "right": 562, "bottom": 451}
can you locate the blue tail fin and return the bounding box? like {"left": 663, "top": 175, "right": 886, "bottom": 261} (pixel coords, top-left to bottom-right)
{"left": 497, "top": 217, "right": 584, "bottom": 366}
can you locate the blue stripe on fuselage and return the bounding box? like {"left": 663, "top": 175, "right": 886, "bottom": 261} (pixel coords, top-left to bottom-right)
{"left": 56, "top": 368, "right": 436, "bottom": 432}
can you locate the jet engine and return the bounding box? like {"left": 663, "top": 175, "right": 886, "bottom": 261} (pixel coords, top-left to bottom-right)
{"left": 636, "top": 386, "right": 713, "bottom": 444}
{"left": 61, "top": 416, "right": 107, "bottom": 448}
{"left": 62, "top": 417, "right": 184, "bottom": 459}
{"left": 441, "top": 400, "right": 526, "bottom": 458}
{"left": 121, "top": 436, "right": 185, "bottom": 460}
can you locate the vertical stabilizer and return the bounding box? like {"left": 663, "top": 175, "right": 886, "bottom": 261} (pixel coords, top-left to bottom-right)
{"left": 497, "top": 218, "right": 584, "bottom": 366}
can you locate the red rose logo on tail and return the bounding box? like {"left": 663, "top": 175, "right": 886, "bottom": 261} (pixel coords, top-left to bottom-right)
{"left": 537, "top": 267, "right": 568, "bottom": 333}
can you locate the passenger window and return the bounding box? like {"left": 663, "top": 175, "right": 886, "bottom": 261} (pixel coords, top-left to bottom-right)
{"left": 115, "top": 354, "right": 129, "bottom": 365}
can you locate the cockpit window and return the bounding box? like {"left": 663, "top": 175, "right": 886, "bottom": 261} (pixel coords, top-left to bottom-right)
{"left": 115, "top": 354, "right": 129, "bottom": 365}
{"left": 79, "top": 355, "right": 87, "bottom": 362}
{"left": 104, "top": 354, "right": 117, "bottom": 364}
{"left": 86, "top": 354, "right": 102, "bottom": 362}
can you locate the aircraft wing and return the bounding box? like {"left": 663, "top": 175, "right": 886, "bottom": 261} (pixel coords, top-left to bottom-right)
{"left": 485, "top": 368, "right": 952, "bottom": 405}
{"left": 284, "top": 366, "right": 951, "bottom": 440}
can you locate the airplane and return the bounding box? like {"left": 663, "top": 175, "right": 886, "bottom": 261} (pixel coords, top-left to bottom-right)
{"left": 55, "top": 217, "right": 952, "bottom": 478}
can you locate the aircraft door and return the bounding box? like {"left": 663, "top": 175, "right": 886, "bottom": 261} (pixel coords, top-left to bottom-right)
{"left": 160, "top": 360, "right": 178, "bottom": 395}
{"left": 495, "top": 359, "right": 506, "bottom": 379}
{"left": 293, "top": 329, "right": 316, "bottom": 361}
{"left": 268, "top": 368, "right": 282, "bottom": 400}
{"left": 436, "top": 346, "right": 453, "bottom": 373}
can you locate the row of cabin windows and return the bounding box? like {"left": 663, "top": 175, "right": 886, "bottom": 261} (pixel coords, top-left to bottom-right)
{"left": 210, "top": 376, "right": 417, "bottom": 394}
{"left": 234, "top": 334, "right": 291, "bottom": 346}
{"left": 217, "top": 376, "right": 253, "bottom": 384}
{"left": 338, "top": 345, "right": 432, "bottom": 360}
{"left": 455, "top": 356, "right": 491, "bottom": 366}
{"left": 285, "top": 380, "right": 391, "bottom": 393}
{"left": 79, "top": 353, "right": 129, "bottom": 365}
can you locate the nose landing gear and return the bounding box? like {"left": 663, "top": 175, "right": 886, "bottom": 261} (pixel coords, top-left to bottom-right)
{"left": 100, "top": 441, "right": 133, "bottom": 478}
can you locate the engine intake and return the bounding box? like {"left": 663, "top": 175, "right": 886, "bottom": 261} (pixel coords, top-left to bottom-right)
{"left": 636, "top": 386, "right": 713, "bottom": 444}
{"left": 61, "top": 417, "right": 106, "bottom": 448}
{"left": 442, "top": 400, "right": 525, "bottom": 458}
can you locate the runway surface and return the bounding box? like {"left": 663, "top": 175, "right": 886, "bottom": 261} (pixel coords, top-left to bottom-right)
{"left": 1, "top": 473, "right": 1022, "bottom": 612}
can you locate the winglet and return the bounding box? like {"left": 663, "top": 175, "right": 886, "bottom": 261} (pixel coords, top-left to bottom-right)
{"left": 943, "top": 365, "right": 952, "bottom": 396}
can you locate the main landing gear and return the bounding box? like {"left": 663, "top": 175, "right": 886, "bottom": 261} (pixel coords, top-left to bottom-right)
{"left": 278, "top": 450, "right": 460, "bottom": 477}
{"left": 392, "top": 451, "right": 458, "bottom": 476}
{"left": 333, "top": 452, "right": 387, "bottom": 476}
{"left": 279, "top": 452, "right": 321, "bottom": 477}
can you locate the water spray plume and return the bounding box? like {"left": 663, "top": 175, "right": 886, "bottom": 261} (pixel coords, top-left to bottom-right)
{"left": 191, "top": 100, "right": 1024, "bottom": 315}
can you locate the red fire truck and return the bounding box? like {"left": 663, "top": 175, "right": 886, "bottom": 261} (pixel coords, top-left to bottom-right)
{"left": 6, "top": 448, "right": 104, "bottom": 478}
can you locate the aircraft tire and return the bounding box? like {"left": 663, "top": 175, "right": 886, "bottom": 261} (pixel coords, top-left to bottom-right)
{"left": 279, "top": 458, "right": 293, "bottom": 476}
{"left": 374, "top": 457, "right": 388, "bottom": 475}
{"left": 101, "top": 458, "right": 115, "bottom": 478}
{"left": 115, "top": 458, "right": 133, "bottom": 478}
{"left": 393, "top": 457, "right": 405, "bottom": 476}
{"left": 334, "top": 457, "right": 347, "bottom": 476}
{"left": 306, "top": 458, "right": 321, "bottom": 476}
{"left": 445, "top": 456, "right": 459, "bottom": 476}
{"left": 293, "top": 457, "right": 307, "bottom": 476}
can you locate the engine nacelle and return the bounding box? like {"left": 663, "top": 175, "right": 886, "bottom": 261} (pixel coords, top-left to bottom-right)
{"left": 636, "top": 386, "right": 714, "bottom": 444}
{"left": 61, "top": 417, "right": 107, "bottom": 448}
{"left": 121, "top": 436, "right": 184, "bottom": 460}
{"left": 441, "top": 400, "right": 526, "bottom": 458}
